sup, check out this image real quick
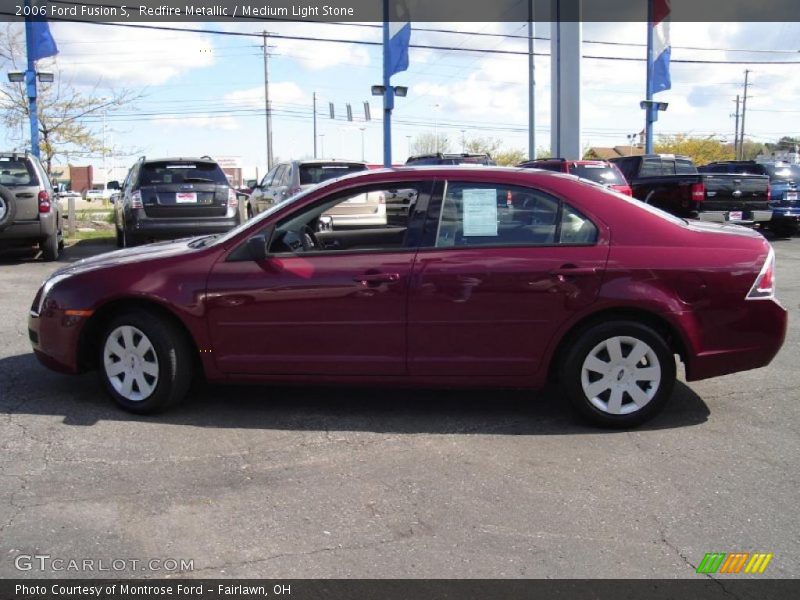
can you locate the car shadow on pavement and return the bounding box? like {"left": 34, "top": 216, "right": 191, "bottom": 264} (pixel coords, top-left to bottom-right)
{"left": 1, "top": 352, "right": 710, "bottom": 435}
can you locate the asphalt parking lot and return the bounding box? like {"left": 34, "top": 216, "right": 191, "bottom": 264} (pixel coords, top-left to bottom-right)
{"left": 1, "top": 237, "right": 798, "bottom": 580}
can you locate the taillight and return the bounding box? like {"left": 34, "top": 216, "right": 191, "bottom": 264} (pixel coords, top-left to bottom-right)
{"left": 690, "top": 182, "right": 705, "bottom": 203}
{"left": 766, "top": 182, "right": 772, "bottom": 200}
{"left": 747, "top": 248, "right": 776, "bottom": 300}
{"left": 227, "top": 188, "right": 238, "bottom": 208}
{"left": 131, "top": 190, "right": 143, "bottom": 209}
{"left": 38, "top": 190, "right": 50, "bottom": 213}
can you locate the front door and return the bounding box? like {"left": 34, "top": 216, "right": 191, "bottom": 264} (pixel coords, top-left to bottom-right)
{"left": 206, "top": 180, "right": 430, "bottom": 376}
{"left": 408, "top": 180, "right": 609, "bottom": 377}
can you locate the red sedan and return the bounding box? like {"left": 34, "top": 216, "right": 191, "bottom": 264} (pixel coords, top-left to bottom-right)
{"left": 28, "top": 167, "right": 787, "bottom": 427}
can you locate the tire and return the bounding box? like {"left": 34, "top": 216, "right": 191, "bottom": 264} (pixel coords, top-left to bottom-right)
{"left": 40, "top": 230, "right": 60, "bottom": 261}
{"left": 0, "top": 185, "right": 17, "bottom": 232}
{"left": 559, "top": 320, "right": 676, "bottom": 428}
{"left": 98, "top": 310, "right": 193, "bottom": 414}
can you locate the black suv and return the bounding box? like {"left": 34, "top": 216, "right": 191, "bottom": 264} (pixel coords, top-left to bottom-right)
{"left": 0, "top": 151, "right": 63, "bottom": 260}
{"left": 405, "top": 153, "right": 495, "bottom": 166}
{"left": 114, "top": 156, "right": 240, "bottom": 247}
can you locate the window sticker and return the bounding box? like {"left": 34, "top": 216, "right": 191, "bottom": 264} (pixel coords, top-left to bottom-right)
{"left": 462, "top": 188, "right": 498, "bottom": 236}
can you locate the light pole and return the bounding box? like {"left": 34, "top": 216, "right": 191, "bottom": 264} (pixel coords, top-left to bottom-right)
{"left": 319, "top": 134, "right": 325, "bottom": 158}
{"left": 627, "top": 133, "right": 637, "bottom": 155}
{"left": 434, "top": 103, "right": 441, "bottom": 153}
{"left": 359, "top": 127, "right": 366, "bottom": 161}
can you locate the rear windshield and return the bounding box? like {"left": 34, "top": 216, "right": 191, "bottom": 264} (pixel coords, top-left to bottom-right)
{"left": 570, "top": 165, "right": 626, "bottom": 185}
{"left": 0, "top": 159, "right": 36, "bottom": 186}
{"left": 299, "top": 163, "right": 366, "bottom": 185}
{"left": 139, "top": 162, "right": 229, "bottom": 186}
{"left": 764, "top": 164, "right": 800, "bottom": 181}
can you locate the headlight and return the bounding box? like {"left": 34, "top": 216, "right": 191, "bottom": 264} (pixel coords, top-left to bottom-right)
{"left": 31, "top": 272, "right": 72, "bottom": 317}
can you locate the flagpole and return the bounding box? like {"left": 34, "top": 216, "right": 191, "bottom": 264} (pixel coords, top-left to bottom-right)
{"left": 24, "top": 0, "right": 40, "bottom": 158}
{"left": 382, "top": 0, "right": 393, "bottom": 168}
{"left": 645, "top": 0, "right": 654, "bottom": 154}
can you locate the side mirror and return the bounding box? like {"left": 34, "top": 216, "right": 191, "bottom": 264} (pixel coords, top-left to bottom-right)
{"left": 246, "top": 234, "right": 269, "bottom": 261}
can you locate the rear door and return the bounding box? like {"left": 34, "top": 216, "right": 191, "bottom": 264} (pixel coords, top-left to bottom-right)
{"left": 138, "top": 161, "right": 229, "bottom": 219}
{"left": 0, "top": 156, "right": 40, "bottom": 220}
{"left": 407, "top": 180, "right": 609, "bottom": 378}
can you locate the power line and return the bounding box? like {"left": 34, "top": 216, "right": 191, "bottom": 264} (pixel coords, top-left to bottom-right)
{"left": 12, "top": 17, "right": 800, "bottom": 65}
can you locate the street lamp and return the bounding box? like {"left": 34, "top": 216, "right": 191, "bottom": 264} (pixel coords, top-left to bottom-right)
{"left": 7, "top": 72, "right": 24, "bottom": 83}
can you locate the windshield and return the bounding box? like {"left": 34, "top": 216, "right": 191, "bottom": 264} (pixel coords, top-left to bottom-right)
{"left": 299, "top": 163, "right": 366, "bottom": 185}
{"left": 140, "top": 161, "right": 229, "bottom": 186}
{"left": 0, "top": 159, "right": 35, "bottom": 186}
{"left": 570, "top": 165, "right": 626, "bottom": 185}
{"left": 211, "top": 185, "right": 319, "bottom": 247}
{"left": 764, "top": 164, "right": 800, "bottom": 181}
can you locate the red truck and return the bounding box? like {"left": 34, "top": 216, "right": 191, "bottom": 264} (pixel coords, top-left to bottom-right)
{"left": 610, "top": 154, "right": 772, "bottom": 227}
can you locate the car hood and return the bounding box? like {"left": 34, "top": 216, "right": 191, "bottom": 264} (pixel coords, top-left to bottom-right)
{"left": 53, "top": 238, "right": 197, "bottom": 278}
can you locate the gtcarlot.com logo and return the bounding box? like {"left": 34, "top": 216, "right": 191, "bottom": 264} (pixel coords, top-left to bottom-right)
{"left": 14, "top": 554, "right": 194, "bottom": 573}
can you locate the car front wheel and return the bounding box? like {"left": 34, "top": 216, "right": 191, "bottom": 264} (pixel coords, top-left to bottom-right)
{"left": 560, "top": 321, "right": 676, "bottom": 428}
{"left": 99, "top": 310, "right": 193, "bottom": 413}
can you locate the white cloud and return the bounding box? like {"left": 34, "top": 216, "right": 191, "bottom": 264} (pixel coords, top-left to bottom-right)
{"left": 48, "top": 22, "right": 216, "bottom": 87}
{"left": 224, "top": 82, "right": 308, "bottom": 109}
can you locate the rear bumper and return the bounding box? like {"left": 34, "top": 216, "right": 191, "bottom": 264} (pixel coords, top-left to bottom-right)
{"left": 769, "top": 206, "right": 800, "bottom": 222}
{"left": 0, "top": 215, "right": 54, "bottom": 242}
{"left": 677, "top": 299, "right": 788, "bottom": 381}
{"left": 698, "top": 210, "right": 772, "bottom": 225}
{"left": 128, "top": 214, "right": 240, "bottom": 239}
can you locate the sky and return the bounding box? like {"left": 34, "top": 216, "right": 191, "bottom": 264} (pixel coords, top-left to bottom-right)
{"left": 3, "top": 20, "right": 800, "bottom": 181}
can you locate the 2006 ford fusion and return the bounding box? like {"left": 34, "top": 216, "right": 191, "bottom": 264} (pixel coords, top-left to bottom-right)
{"left": 29, "top": 167, "right": 787, "bottom": 427}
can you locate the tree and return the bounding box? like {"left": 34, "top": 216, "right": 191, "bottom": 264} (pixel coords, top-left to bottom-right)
{"left": 654, "top": 134, "right": 735, "bottom": 165}
{"left": 410, "top": 132, "right": 451, "bottom": 155}
{"left": 465, "top": 136, "right": 527, "bottom": 165}
{"left": 0, "top": 24, "right": 140, "bottom": 176}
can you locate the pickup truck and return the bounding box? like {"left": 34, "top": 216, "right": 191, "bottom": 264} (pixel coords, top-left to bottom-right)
{"left": 610, "top": 154, "right": 772, "bottom": 227}
{"left": 699, "top": 160, "right": 799, "bottom": 237}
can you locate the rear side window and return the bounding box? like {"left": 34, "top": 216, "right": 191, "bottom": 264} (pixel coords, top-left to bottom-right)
{"left": 435, "top": 182, "right": 597, "bottom": 248}
{"left": 138, "top": 162, "right": 229, "bottom": 186}
{"left": 0, "top": 159, "right": 36, "bottom": 186}
{"left": 639, "top": 159, "right": 662, "bottom": 177}
{"left": 675, "top": 160, "right": 697, "bottom": 175}
{"left": 570, "top": 165, "right": 626, "bottom": 185}
{"left": 299, "top": 163, "right": 366, "bottom": 185}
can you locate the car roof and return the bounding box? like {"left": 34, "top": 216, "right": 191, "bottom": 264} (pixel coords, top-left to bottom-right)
{"left": 291, "top": 159, "right": 367, "bottom": 165}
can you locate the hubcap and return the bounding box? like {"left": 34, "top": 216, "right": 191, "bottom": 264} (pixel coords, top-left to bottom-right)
{"left": 580, "top": 336, "right": 661, "bottom": 415}
{"left": 0, "top": 197, "right": 6, "bottom": 220}
{"left": 103, "top": 325, "right": 159, "bottom": 402}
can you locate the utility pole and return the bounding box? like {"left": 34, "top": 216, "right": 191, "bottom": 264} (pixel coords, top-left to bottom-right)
{"left": 731, "top": 94, "right": 741, "bottom": 160}
{"left": 313, "top": 92, "right": 317, "bottom": 158}
{"left": 261, "top": 31, "right": 273, "bottom": 170}
{"left": 739, "top": 70, "right": 751, "bottom": 161}
{"left": 528, "top": 0, "right": 536, "bottom": 160}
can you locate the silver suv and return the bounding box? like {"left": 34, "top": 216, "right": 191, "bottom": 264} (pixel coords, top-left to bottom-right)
{"left": 0, "top": 152, "right": 63, "bottom": 260}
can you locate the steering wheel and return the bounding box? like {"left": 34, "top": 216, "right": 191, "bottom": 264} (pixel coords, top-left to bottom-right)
{"left": 301, "top": 225, "right": 318, "bottom": 251}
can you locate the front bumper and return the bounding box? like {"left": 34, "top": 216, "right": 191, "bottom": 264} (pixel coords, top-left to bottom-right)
{"left": 28, "top": 307, "right": 85, "bottom": 374}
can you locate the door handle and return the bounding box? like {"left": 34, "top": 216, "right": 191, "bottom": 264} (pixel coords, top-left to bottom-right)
{"left": 549, "top": 265, "right": 598, "bottom": 277}
{"left": 354, "top": 272, "right": 401, "bottom": 286}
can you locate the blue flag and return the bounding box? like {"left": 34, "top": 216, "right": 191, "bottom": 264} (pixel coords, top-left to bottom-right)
{"left": 388, "top": 21, "right": 411, "bottom": 76}
{"left": 29, "top": 19, "right": 59, "bottom": 62}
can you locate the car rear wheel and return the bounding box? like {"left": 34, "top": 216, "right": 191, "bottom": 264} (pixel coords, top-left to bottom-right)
{"left": 99, "top": 310, "right": 193, "bottom": 414}
{"left": 40, "top": 230, "right": 60, "bottom": 261}
{"left": 560, "top": 321, "right": 676, "bottom": 428}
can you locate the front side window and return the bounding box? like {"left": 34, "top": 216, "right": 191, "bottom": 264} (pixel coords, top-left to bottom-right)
{"left": 269, "top": 184, "right": 421, "bottom": 254}
{"left": 434, "top": 182, "right": 597, "bottom": 248}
